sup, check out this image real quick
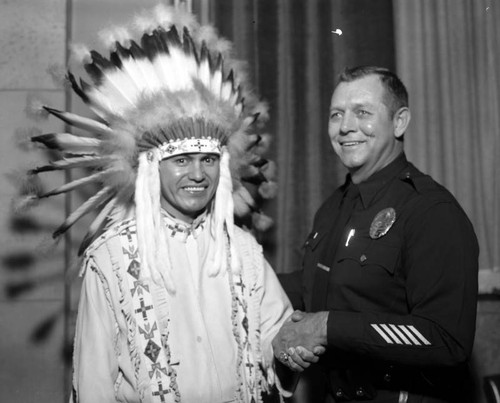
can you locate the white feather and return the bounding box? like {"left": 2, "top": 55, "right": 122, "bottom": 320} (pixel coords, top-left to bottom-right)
{"left": 221, "top": 80, "right": 233, "bottom": 101}
{"left": 100, "top": 66, "right": 143, "bottom": 107}
{"left": 211, "top": 68, "right": 223, "bottom": 98}
{"left": 198, "top": 57, "right": 211, "bottom": 90}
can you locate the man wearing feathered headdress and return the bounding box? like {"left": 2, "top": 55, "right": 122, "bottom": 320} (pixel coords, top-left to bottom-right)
{"left": 21, "top": 5, "right": 302, "bottom": 402}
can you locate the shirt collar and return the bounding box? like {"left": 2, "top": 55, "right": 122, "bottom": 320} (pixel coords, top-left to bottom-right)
{"left": 345, "top": 152, "right": 408, "bottom": 208}
{"left": 161, "top": 209, "right": 207, "bottom": 241}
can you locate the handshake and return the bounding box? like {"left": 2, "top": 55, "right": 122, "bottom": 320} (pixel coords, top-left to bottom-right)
{"left": 272, "top": 310, "right": 329, "bottom": 372}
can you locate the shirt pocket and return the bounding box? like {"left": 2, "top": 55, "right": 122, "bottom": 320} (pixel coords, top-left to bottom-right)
{"left": 337, "top": 238, "right": 400, "bottom": 275}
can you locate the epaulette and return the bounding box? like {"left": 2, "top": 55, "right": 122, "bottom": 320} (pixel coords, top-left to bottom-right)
{"left": 399, "top": 169, "right": 438, "bottom": 194}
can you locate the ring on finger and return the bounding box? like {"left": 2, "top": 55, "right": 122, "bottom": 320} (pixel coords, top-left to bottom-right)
{"left": 278, "top": 351, "right": 289, "bottom": 363}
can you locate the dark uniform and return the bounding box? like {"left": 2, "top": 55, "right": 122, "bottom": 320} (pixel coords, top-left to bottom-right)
{"left": 282, "top": 153, "right": 479, "bottom": 402}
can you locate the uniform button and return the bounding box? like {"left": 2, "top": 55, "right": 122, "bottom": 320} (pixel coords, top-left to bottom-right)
{"left": 384, "top": 373, "right": 391, "bottom": 382}
{"left": 196, "top": 336, "right": 202, "bottom": 343}
{"left": 335, "top": 388, "right": 344, "bottom": 398}
{"left": 356, "top": 387, "right": 365, "bottom": 397}
{"left": 360, "top": 254, "right": 367, "bottom": 262}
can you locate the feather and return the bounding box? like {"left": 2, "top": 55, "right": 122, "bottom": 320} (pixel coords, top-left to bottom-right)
{"left": 13, "top": 195, "right": 39, "bottom": 213}
{"left": 84, "top": 60, "right": 104, "bottom": 84}
{"left": 232, "top": 185, "right": 256, "bottom": 217}
{"left": 2, "top": 251, "right": 35, "bottom": 271}
{"left": 6, "top": 280, "right": 35, "bottom": 298}
{"left": 47, "top": 63, "right": 67, "bottom": 87}
{"left": 141, "top": 32, "right": 161, "bottom": 60}
{"left": 30, "top": 311, "right": 60, "bottom": 343}
{"left": 99, "top": 26, "right": 132, "bottom": 50}
{"left": 152, "top": 49, "right": 194, "bottom": 91}
{"left": 198, "top": 42, "right": 212, "bottom": 86}
{"left": 69, "top": 43, "right": 92, "bottom": 65}
{"left": 93, "top": 67, "right": 141, "bottom": 109}
{"left": 25, "top": 95, "right": 50, "bottom": 121}
{"left": 242, "top": 170, "right": 266, "bottom": 185}
{"left": 129, "top": 40, "right": 146, "bottom": 59}
{"left": 78, "top": 196, "right": 117, "bottom": 255}
{"left": 157, "top": 28, "right": 173, "bottom": 53}
{"left": 103, "top": 50, "right": 160, "bottom": 98}
{"left": 67, "top": 72, "right": 89, "bottom": 103}
{"left": 252, "top": 212, "right": 273, "bottom": 231}
{"left": 259, "top": 160, "right": 276, "bottom": 181}
{"left": 91, "top": 50, "right": 114, "bottom": 70}
{"left": 43, "top": 106, "right": 112, "bottom": 135}
{"left": 30, "top": 155, "right": 113, "bottom": 173}
{"left": 14, "top": 127, "right": 42, "bottom": 152}
{"left": 165, "top": 25, "right": 182, "bottom": 48}
{"left": 18, "top": 172, "right": 44, "bottom": 197}
{"left": 40, "top": 169, "right": 116, "bottom": 198}
{"left": 84, "top": 86, "right": 127, "bottom": 118}
{"left": 210, "top": 54, "right": 223, "bottom": 98}
{"left": 182, "top": 27, "right": 198, "bottom": 62}
{"left": 53, "top": 185, "right": 114, "bottom": 238}
{"left": 258, "top": 180, "right": 278, "bottom": 199}
{"left": 221, "top": 74, "right": 234, "bottom": 101}
{"left": 31, "top": 133, "right": 101, "bottom": 154}
{"left": 152, "top": 28, "right": 170, "bottom": 54}
{"left": 122, "top": 45, "right": 162, "bottom": 92}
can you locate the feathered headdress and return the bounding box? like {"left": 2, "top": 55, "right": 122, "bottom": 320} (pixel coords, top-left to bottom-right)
{"left": 19, "top": 5, "right": 277, "bottom": 290}
{"left": 20, "top": 5, "right": 276, "bottom": 269}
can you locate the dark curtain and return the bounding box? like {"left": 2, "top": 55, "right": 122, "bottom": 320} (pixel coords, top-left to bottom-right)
{"left": 198, "top": 0, "right": 395, "bottom": 274}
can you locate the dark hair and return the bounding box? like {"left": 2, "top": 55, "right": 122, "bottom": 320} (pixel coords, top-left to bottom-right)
{"left": 338, "top": 66, "right": 409, "bottom": 116}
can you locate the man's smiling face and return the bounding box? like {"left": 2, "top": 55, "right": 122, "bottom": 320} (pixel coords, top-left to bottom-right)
{"left": 328, "top": 74, "right": 404, "bottom": 183}
{"left": 159, "top": 152, "right": 220, "bottom": 222}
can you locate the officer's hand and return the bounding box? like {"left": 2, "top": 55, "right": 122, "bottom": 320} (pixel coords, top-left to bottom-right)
{"left": 272, "top": 311, "right": 328, "bottom": 372}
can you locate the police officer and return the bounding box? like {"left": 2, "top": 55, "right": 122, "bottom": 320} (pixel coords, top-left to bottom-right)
{"left": 273, "top": 66, "right": 479, "bottom": 403}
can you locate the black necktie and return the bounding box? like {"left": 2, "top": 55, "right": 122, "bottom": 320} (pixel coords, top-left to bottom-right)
{"left": 310, "top": 184, "right": 359, "bottom": 311}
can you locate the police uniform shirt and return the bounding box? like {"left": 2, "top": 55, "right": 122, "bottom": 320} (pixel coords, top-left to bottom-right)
{"left": 303, "top": 152, "right": 478, "bottom": 371}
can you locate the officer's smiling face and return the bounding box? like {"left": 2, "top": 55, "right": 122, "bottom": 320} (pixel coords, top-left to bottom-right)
{"left": 328, "top": 75, "right": 408, "bottom": 184}
{"left": 159, "top": 152, "right": 220, "bottom": 223}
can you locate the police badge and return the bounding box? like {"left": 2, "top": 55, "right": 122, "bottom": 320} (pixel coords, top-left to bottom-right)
{"left": 369, "top": 208, "right": 396, "bottom": 239}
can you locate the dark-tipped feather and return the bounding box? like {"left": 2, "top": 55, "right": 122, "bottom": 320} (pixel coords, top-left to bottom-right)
{"left": 67, "top": 72, "right": 89, "bottom": 103}
{"left": 42, "top": 107, "right": 111, "bottom": 135}
{"left": 182, "top": 27, "right": 198, "bottom": 63}
{"left": 30, "top": 155, "right": 112, "bottom": 174}
{"left": 52, "top": 185, "right": 114, "bottom": 238}
{"left": 90, "top": 50, "right": 114, "bottom": 69}
{"left": 40, "top": 170, "right": 113, "bottom": 199}
{"left": 141, "top": 32, "right": 160, "bottom": 60}
{"left": 129, "top": 40, "right": 146, "bottom": 59}
{"left": 78, "top": 196, "right": 117, "bottom": 255}
{"left": 200, "top": 41, "right": 212, "bottom": 71}
{"left": 165, "top": 25, "right": 182, "bottom": 47}
{"left": 31, "top": 132, "right": 101, "bottom": 153}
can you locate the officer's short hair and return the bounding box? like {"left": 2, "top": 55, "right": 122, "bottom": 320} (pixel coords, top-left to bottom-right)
{"left": 338, "top": 66, "right": 409, "bottom": 117}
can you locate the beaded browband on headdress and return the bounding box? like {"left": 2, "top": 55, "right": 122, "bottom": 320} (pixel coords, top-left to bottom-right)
{"left": 20, "top": 5, "right": 277, "bottom": 264}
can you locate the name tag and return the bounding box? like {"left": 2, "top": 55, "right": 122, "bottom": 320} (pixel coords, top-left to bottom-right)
{"left": 317, "top": 263, "right": 330, "bottom": 272}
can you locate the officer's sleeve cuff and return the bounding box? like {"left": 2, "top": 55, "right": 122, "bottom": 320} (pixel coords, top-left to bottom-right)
{"left": 327, "top": 310, "right": 364, "bottom": 348}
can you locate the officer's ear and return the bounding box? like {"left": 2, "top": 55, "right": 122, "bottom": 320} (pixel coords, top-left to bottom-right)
{"left": 393, "top": 107, "right": 411, "bottom": 139}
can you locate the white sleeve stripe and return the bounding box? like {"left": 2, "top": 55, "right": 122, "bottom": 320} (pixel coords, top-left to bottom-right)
{"left": 380, "top": 324, "right": 403, "bottom": 344}
{"left": 398, "top": 325, "right": 421, "bottom": 345}
{"left": 371, "top": 324, "right": 394, "bottom": 344}
{"left": 389, "top": 324, "right": 412, "bottom": 345}
{"left": 407, "top": 325, "right": 432, "bottom": 345}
